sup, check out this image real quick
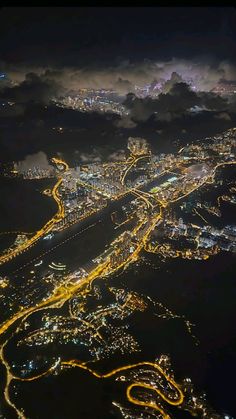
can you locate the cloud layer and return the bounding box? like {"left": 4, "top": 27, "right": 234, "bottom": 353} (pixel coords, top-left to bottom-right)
{"left": 1, "top": 58, "right": 236, "bottom": 97}
{"left": 121, "top": 81, "right": 235, "bottom": 123}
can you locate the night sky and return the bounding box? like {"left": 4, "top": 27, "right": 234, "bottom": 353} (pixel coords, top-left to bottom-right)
{"left": 0, "top": 7, "right": 236, "bottom": 67}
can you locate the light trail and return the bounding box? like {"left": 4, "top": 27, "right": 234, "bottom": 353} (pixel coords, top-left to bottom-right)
{"left": 0, "top": 343, "right": 25, "bottom": 419}
{"left": 76, "top": 179, "right": 111, "bottom": 198}
{"left": 114, "top": 216, "right": 135, "bottom": 230}
{"left": 51, "top": 157, "right": 69, "bottom": 171}
{"left": 131, "top": 190, "right": 152, "bottom": 208}
{"left": 120, "top": 154, "right": 150, "bottom": 185}
{"left": 132, "top": 188, "right": 157, "bottom": 207}
{"left": 62, "top": 360, "right": 184, "bottom": 418}
{"left": 120, "top": 156, "right": 135, "bottom": 185}
{"left": 0, "top": 207, "right": 162, "bottom": 342}
{"left": 0, "top": 259, "right": 110, "bottom": 338}
{"left": 0, "top": 143, "right": 235, "bottom": 417}
{"left": 0, "top": 158, "right": 69, "bottom": 266}
{"left": 0, "top": 341, "right": 62, "bottom": 419}
{"left": 193, "top": 208, "right": 209, "bottom": 224}
{"left": 127, "top": 384, "right": 169, "bottom": 418}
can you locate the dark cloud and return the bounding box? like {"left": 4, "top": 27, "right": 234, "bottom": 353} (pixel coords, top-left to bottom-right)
{"left": 123, "top": 82, "right": 199, "bottom": 122}
{"left": 0, "top": 7, "right": 235, "bottom": 168}
{"left": 0, "top": 72, "right": 64, "bottom": 105}
{"left": 0, "top": 103, "right": 24, "bottom": 117}
{"left": 199, "top": 91, "right": 228, "bottom": 111}
{"left": 159, "top": 82, "right": 200, "bottom": 112}
{"left": 214, "top": 112, "right": 231, "bottom": 121}
{"left": 123, "top": 81, "right": 234, "bottom": 123}
{"left": 1, "top": 57, "right": 236, "bottom": 97}
{"left": 114, "top": 77, "right": 135, "bottom": 94}
{"left": 0, "top": 7, "right": 235, "bottom": 112}
{"left": 218, "top": 77, "right": 236, "bottom": 86}
{"left": 114, "top": 116, "right": 137, "bottom": 129}
{"left": 3, "top": 69, "right": 232, "bottom": 125}
{"left": 228, "top": 96, "right": 236, "bottom": 112}
{"left": 162, "top": 71, "right": 184, "bottom": 93}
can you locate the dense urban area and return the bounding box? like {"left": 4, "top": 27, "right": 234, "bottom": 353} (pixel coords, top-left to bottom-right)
{"left": 0, "top": 128, "right": 235, "bottom": 418}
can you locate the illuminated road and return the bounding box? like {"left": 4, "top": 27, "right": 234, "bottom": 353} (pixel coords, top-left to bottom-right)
{"left": 121, "top": 154, "right": 150, "bottom": 185}
{"left": 2, "top": 356, "right": 183, "bottom": 418}
{"left": 0, "top": 134, "right": 235, "bottom": 417}
{"left": 0, "top": 158, "right": 69, "bottom": 266}
{"left": 0, "top": 173, "right": 166, "bottom": 276}
{"left": 0, "top": 160, "right": 235, "bottom": 340}
{"left": 0, "top": 205, "right": 162, "bottom": 342}
{"left": 61, "top": 360, "right": 184, "bottom": 418}
{"left": 0, "top": 160, "right": 222, "bottom": 339}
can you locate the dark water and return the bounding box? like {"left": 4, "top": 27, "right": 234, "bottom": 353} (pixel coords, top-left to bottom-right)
{"left": 122, "top": 254, "right": 236, "bottom": 416}
{"left": 3, "top": 252, "right": 235, "bottom": 419}
{"left": 0, "top": 173, "right": 235, "bottom": 418}
{"left": 0, "top": 178, "right": 57, "bottom": 232}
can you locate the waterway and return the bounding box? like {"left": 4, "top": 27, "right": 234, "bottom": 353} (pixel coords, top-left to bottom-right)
{"left": 0, "top": 172, "right": 235, "bottom": 418}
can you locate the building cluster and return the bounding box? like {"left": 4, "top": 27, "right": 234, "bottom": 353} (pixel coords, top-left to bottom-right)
{"left": 109, "top": 231, "right": 135, "bottom": 268}
{"left": 211, "top": 80, "right": 236, "bottom": 96}
{"left": 18, "top": 286, "right": 142, "bottom": 364}
{"left": 182, "top": 377, "right": 224, "bottom": 419}
{"left": 14, "top": 166, "right": 56, "bottom": 179}
{"left": 0, "top": 277, "right": 9, "bottom": 288}
{"left": 1, "top": 127, "right": 236, "bottom": 419}
{"left": 127, "top": 137, "right": 150, "bottom": 156}
{"left": 150, "top": 212, "right": 236, "bottom": 260}
{"left": 53, "top": 88, "right": 128, "bottom": 115}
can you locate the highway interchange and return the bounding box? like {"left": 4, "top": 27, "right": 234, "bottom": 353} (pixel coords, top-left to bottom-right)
{"left": 0, "top": 130, "right": 236, "bottom": 418}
